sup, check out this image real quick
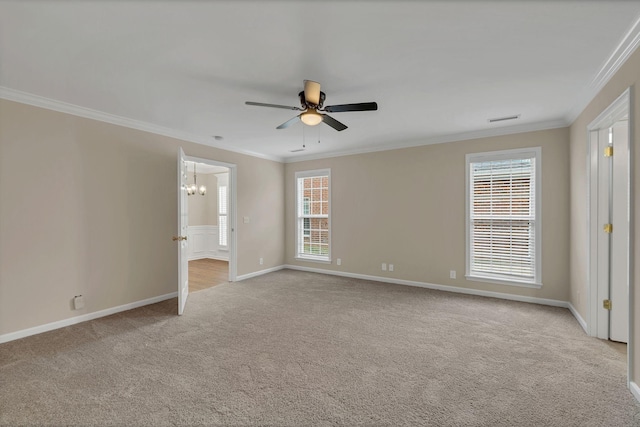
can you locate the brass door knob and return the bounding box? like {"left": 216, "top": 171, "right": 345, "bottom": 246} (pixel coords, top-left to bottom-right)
{"left": 172, "top": 236, "right": 188, "bottom": 241}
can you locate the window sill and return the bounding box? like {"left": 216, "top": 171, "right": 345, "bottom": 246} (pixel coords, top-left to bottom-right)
{"left": 465, "top": 274, "right": 542, "bottom": 289}
{"left": 295, "top": 256, "right": 332, "bottom": 265}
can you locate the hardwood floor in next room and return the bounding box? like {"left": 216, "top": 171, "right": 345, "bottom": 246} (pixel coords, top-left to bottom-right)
{"left": 189, "top": 259, "right": 229, "bottom": 292}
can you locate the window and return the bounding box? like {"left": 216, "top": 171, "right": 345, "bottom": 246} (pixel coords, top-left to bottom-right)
{"left": 218, "top": 185, "right": 228, "bottom": 247}
{"left": 296, "top": 169, "right": 330, "bottom": 262}
{"left": 466, "top": 148, "right": 541, "bottom": 287}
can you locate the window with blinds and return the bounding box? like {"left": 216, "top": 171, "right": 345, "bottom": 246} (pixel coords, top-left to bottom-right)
{"left": 295, "top": 169, "right": 330, "bottom": 261}
{"left": 466, "top": 148, "right": 541, "bottom": 287}
{"left": 218, "top": 185, "right": 228, "bottom": 247}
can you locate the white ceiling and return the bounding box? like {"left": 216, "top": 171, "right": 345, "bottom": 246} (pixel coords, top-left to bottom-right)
{"left": 2, "top": 1, "right": 640, "bottom": 162}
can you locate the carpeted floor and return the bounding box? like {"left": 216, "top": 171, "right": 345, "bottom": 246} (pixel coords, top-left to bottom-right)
{"left": 1, "top": 269, "right": 639, "bottom": 426}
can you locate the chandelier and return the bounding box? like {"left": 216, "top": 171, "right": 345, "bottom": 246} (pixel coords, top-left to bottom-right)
{"left": 187, "top": 162, "right": 206, "bottom": 196}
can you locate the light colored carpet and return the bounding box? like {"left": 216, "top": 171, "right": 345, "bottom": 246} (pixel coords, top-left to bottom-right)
{"left": 1, "top": 269, "right": 639, "bottom": 426}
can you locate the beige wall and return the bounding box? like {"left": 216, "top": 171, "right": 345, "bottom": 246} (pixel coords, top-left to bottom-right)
{"left": 569, "top": 47, "right": 640, "bottom": 383}
{"left": 188, "top": 173, "right": 218, "bottom": 226}
{"left": 0, "top": 99, "right": 285, "bottom": 336}
{"left": 285, "top": 128, "right": 570, "bottom": 302}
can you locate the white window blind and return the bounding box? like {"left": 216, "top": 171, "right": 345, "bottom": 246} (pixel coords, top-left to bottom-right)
{"left": 218, "top": 185, "right": 228, "bottom": 247}
{"left": 295, "top": 170, "right": 330, "bottom": 261}
{"left": 466, "top": 148, "right": 541, "bottom": 286}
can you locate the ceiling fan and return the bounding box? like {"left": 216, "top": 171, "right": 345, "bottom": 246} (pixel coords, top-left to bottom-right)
{"left": 245, "top": 80, "right": 378, "bottom": 131}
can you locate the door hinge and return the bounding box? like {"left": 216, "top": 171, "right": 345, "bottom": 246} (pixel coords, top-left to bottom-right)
{"left": 604, "top": 223, "right": 613, "bottom": 233}
{"left": 603, "top": 299, "right": 612, "bottom": 310}
{"left": 604, "top": 146, "right": 613, "bottom": 157}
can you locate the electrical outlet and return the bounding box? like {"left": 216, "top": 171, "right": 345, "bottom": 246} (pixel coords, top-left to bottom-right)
{"left": 382, "top": 263, "right": 387, "bottom": 271}
{"left": 337, "top": 258, "right": 342, "bottom": 266}
{"left": 389, "top": 264, "right": 394, "bottom": 272}
{"left": 259, "top": 257, "right": 263, "bottom": 265}
{"left": 73, "top": 295, "right": 84, "bottom": 310}
{"left": 450, "top": 270, "right": 456, "bottom": 279}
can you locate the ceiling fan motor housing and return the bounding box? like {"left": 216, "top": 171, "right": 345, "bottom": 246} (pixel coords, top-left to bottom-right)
{"left": 299, "top": 91, "right": 326, "bottom": 109}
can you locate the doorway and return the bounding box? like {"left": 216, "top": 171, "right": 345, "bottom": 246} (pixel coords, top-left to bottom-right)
{"left": 184, "top": 161, "right": 231, "bottom": 292}
{"left": 178, "top": 152, "right": 237, "bottom": 314}
{"left": 587, "top": 88, "right": 632, "bottom": 382}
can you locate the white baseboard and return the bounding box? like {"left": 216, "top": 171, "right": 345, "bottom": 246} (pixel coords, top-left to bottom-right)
{"left": 236, "top": 265, "right": 285, "bottom": 281}
{"left": 283, "top": 264, "right": 568, "bottom": 308}
{"left": 188, "top": 255, "right": 229, "bottom": 262}
{"left": 0, "top": 292, "right": 178, "bottom": 345}
{"left": 567, "top": 302, "right": 588, "bottom": 334}
{"left": 631, "top": 382, "right": 640, "bottom": 403}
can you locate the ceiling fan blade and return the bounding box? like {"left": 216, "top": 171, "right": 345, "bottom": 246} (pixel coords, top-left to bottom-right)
{"left": 324, "top": 102, "right": 378, "bottom": 113}
{"left": 304, "top": 80, "right": 321, "bottom": 105}
{"left": 321, "top": 114, "right": 348, "bottom": 131}
{"left": 276, "top": 115, "right": 301, "bottom": 129}
{"left": 246, "top": 101, "right": 302, "bottom": 111}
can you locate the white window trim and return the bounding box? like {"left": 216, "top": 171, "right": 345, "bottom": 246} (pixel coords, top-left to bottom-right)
{"left": 465, "top": 147, "right": 542, "bottom": 288}
{"left": 295, "top": 169, "right": 331, "bottom": 263}
{"left": 218, "top": 183, "right": 228, "bottom": 248}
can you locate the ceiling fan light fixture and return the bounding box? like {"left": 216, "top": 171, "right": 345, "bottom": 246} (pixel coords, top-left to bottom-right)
{"left": 300, "top": 110, "right": 322, "bottom": 126}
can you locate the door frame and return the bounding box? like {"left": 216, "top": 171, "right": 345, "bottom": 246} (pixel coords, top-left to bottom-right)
{"left": 586, "top": 87, "right": 633, "bottom": 386}
{"left": 184, "top": 154, "right": 238, "bottom": 282}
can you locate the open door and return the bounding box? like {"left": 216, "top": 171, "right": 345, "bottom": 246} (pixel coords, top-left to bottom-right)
{"left": 588, "top": 89, "right": 630, "bottom": 344}
{"left": 176, "top": 148, "right": 189, "bottom": 315}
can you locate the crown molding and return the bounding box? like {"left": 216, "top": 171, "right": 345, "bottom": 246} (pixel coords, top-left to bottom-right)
{"left": 284, "top": 118, "right": 568, "bottom": 163}
{"left": 565, "top": 15, "right": 640, "bottom": 124}
{"left": 0, "top": 86, "right": 284, "bottom": 163}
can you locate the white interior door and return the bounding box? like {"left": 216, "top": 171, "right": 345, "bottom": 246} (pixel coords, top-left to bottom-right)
{"left": 609, "top": 120, "right": 629, "bottom": 343}
{"left": 177, "top": 148, "right": 189, "bottom": 315}
{"left": 588, "top": 89, "right": 630, "bottom": 344}
{"left": 596, "top": 128, "right": 611, "bottom": 339}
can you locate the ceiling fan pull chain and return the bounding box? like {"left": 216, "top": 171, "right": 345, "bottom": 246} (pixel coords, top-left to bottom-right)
{"left": 302, "top": 122, "right": 306, "bottom": 148}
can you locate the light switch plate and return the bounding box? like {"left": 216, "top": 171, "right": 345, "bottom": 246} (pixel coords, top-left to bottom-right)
{"left": 243, "top": 216, "right": 250, "bottom": 223}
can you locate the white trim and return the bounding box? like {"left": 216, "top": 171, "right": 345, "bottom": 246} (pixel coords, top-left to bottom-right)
{"left": 285, "top": 119, "right": 567, "bottom": 163}
{"left": 568, "top": 302, "right": 588, "bottom": 334}
{"left": 235, "top": 265, "right": 285, "bottom": 281}
{"left": 630, "top": 382, "right": 640, "bottom": 403}
{"left": 566, "top": 16, "right": 640, "bottom": 124}
{"left": 587, "top": 89, "right": 631, "bottom": 340}
{"left": 187, "top": 225, "right": 226, "bottom": 261}
{"left": 190, "top": 255, "right": 229, "bottom": 262}
{"left": 283, "top": 265, "right": 568, "bottom": 308}
{"left": 465, "top": 275, "right": 542, "bottom": 289}
{"left": 627, "top": 86, "right": 635, "bottom": 388}
{"left": 0, "top": 292, "right": 177, "bottom": 345}
{"left": 294, "top": 257, "right": 332, "bottom": 264}
{"left": 0, "top": 86, "right": 284, "bottom": 163}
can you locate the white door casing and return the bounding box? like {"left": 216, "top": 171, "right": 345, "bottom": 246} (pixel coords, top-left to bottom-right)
{"left": 178, "top": 148, "right": 189, "bottom": 315}
{"left": 609, "top": 119, "right": 630, "bottom": 343}
{"left": 183, "top": 155, "right": 237, "bottom": 282}
{"left": 587, "top": 88, "right": 630, "bottom": 345}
